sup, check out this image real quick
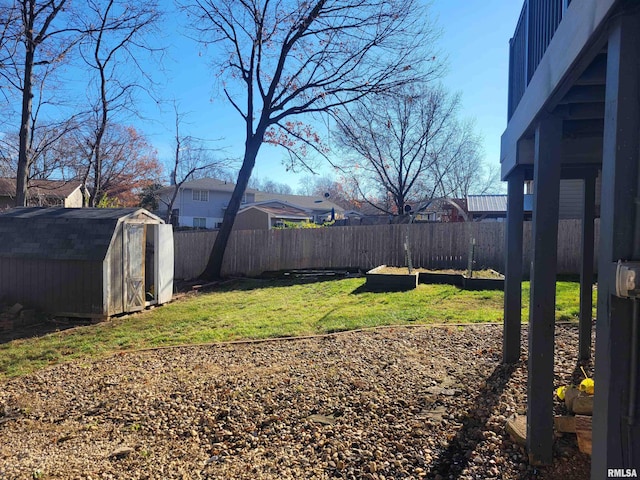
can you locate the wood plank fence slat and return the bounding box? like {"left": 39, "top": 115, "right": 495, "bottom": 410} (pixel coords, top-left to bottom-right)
{"left": 173, "top": 220, "right": 599, "bottom": 280}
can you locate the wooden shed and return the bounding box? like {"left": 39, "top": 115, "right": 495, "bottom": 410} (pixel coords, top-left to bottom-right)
{"left": 0, "top": 207, "right": 173, "bottom": 320}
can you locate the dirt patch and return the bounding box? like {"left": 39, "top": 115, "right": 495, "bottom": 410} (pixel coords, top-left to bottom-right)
{"left": 375, "top": 267, "right": 504, "bottom": 279}
{"left": 0, "top": 324, "right": 590, "bottom": 480}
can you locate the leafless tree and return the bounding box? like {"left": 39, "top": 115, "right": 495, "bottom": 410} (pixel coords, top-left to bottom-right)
{"left": 0, "top": 2, "right": 19, "bottom": 103}
{"left": 0, "top": 117, "right": 80, "bottom": 181}
{"left": 250, "top": 177, "right": 292, "bottom": 195}
{"left": 297, "top": 174, "right": 361, "bottom": 210}
{"left": 0, "top": 0, "right": 82, "bottom": 206}
{"left": 77, "top": 0, "right": 162, "bottom": 206}
{"left": 162, "top": 104, "right": 231, "bottom": 223}
{"left": 59, "top": 123, "right": 164, "bottom": 206}
{"left": 334, "top": 87, "right": 488, "bottom": 215}
{"left": 182, "top": 0, "right": 442, "bottom": 279}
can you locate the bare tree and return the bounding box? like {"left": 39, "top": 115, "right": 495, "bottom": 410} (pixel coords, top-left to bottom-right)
{"left": 59, "top": 123, "right": 164, "bottom": 206}
{"left": 0, "top": 118, "right": 80, "bottom": 181}
{"left": 297, "top": 174, "right": 361, "bottom": 210}
{"left": 182, "top": 0, "right": 442, "bottom": 279}
{"left": 0, "top": 0, "right": 82, "bottom": 206}
{"left": 77, "top": 0, "right": 162, "bottom": 206}
{"left": 335, "top": 87, "right": 486, "bottom": 215}
{"left": 162, "top": 104, "right": 231, "bottom": 224}
{"left": 250, "top": 177, "right": 292, "bottom": 195}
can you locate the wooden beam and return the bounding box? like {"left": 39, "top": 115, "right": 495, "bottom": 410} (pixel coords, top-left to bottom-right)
{"left": 501, "top": 0, "right": 616, "bottom": 180}
{"left": 516, "top": 136, "right": 602, "bottom": 165}
{"left": 527, "top": 114, "right": 562, "bottom": 466}
{"left": 579, "top": 172, "right": 596, "bottom": 361}
{"left": 554, "top": 102, "right": 605, "bottom": 120}
{"left": 563, "top": 119, "right": 605, "bottom": 137}
{"left": 503, "top": 167, "right": 524, "bottom": 364}
{"left": 592, "top": 10, "right": 640, "bottom": 479}
{"left": 562, "top": 137, "right": 603, "bottom": 165}
{"left": 557, "top": 85, "right": 606, "bottom": 104}
{"left": 574, "top": 53, "right": 607, "bottom": 86}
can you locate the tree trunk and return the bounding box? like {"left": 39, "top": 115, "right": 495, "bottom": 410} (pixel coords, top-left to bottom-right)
{"left": 16, "top": 44, "right": 35, "bottom": 207}
{"left": 200, "top": 137, "right": 261, "bottom": 280}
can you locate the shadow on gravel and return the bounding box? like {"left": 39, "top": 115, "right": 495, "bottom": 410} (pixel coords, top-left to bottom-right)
{"left": 426, "top": 362, "right": 517, "bottom": 478}
{"left": 571, "top": 358, "right": 594, "bottom": 385}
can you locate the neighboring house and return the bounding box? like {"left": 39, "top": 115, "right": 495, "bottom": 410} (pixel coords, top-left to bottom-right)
{"left": 0, "top": 178, "right": 84, "bottom": 209}
{"left": 158, "top": 178, "right": 344, "bottom": 229}
{"left": 235, "top": 201, "right": 313, "bottom": 230}
{"left": 501, "top": 0, "right": 638, "bottom": 472}
{"left": 157, "top": 178, "right": 257, "bottom": 229}
{"left": 253, "top": 191, "right": 344, "bottom": 223}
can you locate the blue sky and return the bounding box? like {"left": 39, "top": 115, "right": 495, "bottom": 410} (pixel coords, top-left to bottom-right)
{"left": 138, "top": 0, "right": 524, "bottom": 191}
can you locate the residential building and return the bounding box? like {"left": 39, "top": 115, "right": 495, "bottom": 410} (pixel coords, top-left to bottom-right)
{"left": 157, "top": 178, "right": 257, "bottom": 228}
{"left": 501, "top": 0, "right": 639, "bottom": 474}
{"left": 235, "top": 201, "right": 313, "bottom": 230}
{"left": 157, "top": 178, "right": 344, "bottom": 229}
{"left": 0, "top": 178, "right": 84, "bottom": 209}
{"left": 253, "top": 191, "right": 343, "bottom": 223}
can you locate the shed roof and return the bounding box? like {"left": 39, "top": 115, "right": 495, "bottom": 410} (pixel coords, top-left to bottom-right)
{"left": 0, "top": 207, "right": 162, "bottom": 261}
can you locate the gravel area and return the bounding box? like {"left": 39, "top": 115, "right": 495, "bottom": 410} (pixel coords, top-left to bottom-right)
{"left": 0, "top": 324, "right": 592, "bottom": 479}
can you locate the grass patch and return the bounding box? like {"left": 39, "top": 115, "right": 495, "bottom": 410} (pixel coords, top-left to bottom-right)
{"left": 0, "top": 277, "right": 592, "bottom": 378}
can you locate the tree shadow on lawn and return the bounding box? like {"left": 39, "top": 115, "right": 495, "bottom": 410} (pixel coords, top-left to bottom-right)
{"left": 0, "top": 317, "right": 90, "bottom": 345}
{"left": 181, "top": 274, "right": 361, "bottom": 294}
{"left": 426, "top": 362, "right": 517, "bottom": 478}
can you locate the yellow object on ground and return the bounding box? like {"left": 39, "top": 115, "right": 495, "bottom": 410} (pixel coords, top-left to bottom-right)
{"left": 556, "top": 385, "right": 567, "bottom": 400}
{"left": 579, "top": 378, "right": 595, "bottom": 395}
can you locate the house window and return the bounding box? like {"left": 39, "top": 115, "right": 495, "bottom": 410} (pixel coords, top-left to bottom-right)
{"left": 215, "top": 222, "right": 223, "bottom": 229}
{"left": 193, "top": 217, "right": 207, "bottom": 228}
{"left": 192, "top": 189, "right": 209, "bottom": 201}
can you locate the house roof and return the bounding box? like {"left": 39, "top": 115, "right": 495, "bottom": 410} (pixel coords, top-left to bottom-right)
{"left": 0, "top": 207, "right": 162, "bottom": 261}
{"left": 239, "top": 203, "right": 312, "bottom": 220}
{"left": 254, "top": 191, "right": 344, "bottom": 213}
{"left": 466, "top": 194, "right": 533, "bottom": 213}
{"left": 0, "top": 178, "right": 82, "bottom": 200}
{"left": 157, "top": 178, "right": 258, "bottom": 196}
{"left": 157, "top": 177, "right": 344, "bottom": 214}
{"left": 466, "top": 195, "right": 506, "bottom": 213}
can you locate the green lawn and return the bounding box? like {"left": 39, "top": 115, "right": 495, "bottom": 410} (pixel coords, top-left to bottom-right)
{"left": 0, "top": 278, "right": 593, "bottom": 378}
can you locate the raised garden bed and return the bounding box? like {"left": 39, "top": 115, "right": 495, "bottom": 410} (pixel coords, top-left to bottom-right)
{"left": 366, "top": 267, "right": 504, "bottom": 291}
{"left": 365, "top": 265, "right": 419, "bottom": 291}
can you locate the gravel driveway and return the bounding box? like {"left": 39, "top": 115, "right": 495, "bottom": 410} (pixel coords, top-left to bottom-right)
{"left": 0, "top": 324, "right": 591, "bottom": 479}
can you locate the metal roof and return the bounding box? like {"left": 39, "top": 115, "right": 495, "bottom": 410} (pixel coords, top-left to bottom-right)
{"left": 466, "top": 195, "right": 533, "bottom": 213}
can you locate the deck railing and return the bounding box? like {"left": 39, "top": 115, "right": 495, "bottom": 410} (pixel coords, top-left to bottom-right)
{"left": 508, "top": 0, "right": 571, "bottom": 119}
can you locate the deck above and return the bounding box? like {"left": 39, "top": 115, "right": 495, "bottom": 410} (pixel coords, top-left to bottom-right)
{"left": 501, "top": 0, "right": 619, "bottom": 179}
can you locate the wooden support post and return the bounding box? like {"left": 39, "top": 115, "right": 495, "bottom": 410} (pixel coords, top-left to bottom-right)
{"left": 592, "top": 11, "right": 640, "bottom": 479}
{"left": 579, "top": 173, "right": 596, "bottom": 361}
{"left": 527, "top": 114, "right": 562, "bottom": 466}
{"left": 503, "top": 167, "right": 525, "bottom": 364}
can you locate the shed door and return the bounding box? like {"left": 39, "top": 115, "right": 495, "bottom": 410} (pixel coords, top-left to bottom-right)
{"left": 124, "top": 223, "right": 145, "bottom": 312}
{"left": 152, "top": 224, "right": 174, "bottom": 305}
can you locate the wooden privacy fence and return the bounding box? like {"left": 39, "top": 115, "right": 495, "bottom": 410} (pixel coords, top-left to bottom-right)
{"left": 174, "top": 219, "right": 599, "bottom": 280}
